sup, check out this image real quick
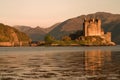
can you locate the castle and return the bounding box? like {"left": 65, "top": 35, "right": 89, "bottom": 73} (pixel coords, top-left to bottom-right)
{"left": 83, "top": 18, "right": 112, "bottom": 42}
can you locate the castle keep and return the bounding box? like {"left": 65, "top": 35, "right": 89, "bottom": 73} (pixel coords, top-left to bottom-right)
{"left": 83, "top": 18, "right": 111, "bottom": 42}
{"left": 83, "top": 18, "right": 104, "bottom": 36}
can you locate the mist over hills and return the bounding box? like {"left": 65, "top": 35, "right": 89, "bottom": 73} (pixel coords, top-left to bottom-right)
{"left": 14, "top": 12, "right": 120, "bottom": 44}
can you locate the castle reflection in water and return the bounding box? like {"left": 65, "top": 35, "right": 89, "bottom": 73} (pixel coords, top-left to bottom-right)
{"left": 84, "top": 50, "right": 111, "bottom": 75}
{"left": 48, "top": 49, "right": 114, "bottom": 77}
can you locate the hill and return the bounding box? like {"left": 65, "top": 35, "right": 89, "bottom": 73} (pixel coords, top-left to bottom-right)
{"left": 14, "top": 26, "right": 46, "bottom": 41}
{"left": 14, "top": 23, "right": 60, "bottom": 41}
{"left": 49, "top": 12, "right": 120, "bottom": 44}
{"left": 0, "top": 23, "right": 30, "bottom": 46}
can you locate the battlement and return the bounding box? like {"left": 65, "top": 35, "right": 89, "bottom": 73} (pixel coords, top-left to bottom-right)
{"left": 84, "top": 18, "right": 101, "bottom": 23}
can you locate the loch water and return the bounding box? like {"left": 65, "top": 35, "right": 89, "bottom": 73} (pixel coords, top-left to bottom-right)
{"left": 0, "top": 46, "right": 120, "bottom": 80}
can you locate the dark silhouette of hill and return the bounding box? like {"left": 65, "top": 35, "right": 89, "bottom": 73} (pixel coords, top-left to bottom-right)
{"left": 49, "top": 12, "right": 120, "bottom": 44}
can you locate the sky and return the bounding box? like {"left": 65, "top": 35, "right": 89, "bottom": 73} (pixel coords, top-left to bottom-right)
{"left": 0, "top": 0, "right": 120, "bottom": 28}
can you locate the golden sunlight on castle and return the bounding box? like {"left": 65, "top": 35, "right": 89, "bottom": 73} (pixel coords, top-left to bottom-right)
{"left": 83, "top": 18, "right": 111, "bottom": 42}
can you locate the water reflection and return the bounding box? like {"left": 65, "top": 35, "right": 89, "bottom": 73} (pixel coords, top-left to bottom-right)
{"left": 85, "top": 50, "right": 111, "bottom": 75}
{"left": 0, "top": 49, "right": 120, "bottom": 80}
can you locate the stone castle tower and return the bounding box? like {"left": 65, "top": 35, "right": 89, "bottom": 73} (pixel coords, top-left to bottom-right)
{"left": 83, "top": 18, "right": 113, "bottom": 43}
{"left": 83, "top": 18, "right": 104, "bottom": 36}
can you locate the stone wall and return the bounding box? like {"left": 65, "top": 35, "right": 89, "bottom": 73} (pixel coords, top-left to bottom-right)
{"left": 104, "top": 32, "right": 111, "bottom": 42}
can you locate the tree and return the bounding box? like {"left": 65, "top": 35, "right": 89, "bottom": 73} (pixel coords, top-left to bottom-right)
{"left": 62, "top": 36, "right": 71, "bottom": 41}
{"left": 44, "top": 35, "right": 55, "bottom": 44}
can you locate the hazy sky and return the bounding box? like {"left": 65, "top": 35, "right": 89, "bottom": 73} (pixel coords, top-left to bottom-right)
{"left": 0, "top": 0, "right": 120, "bottom": 28}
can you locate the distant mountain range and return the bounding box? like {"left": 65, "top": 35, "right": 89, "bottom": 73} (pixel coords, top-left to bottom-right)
{"left": 14, "top": 12, "right": 120, "bottom": 44}
{"left": 14, "top": 23, "right": 60, "bottom": 41}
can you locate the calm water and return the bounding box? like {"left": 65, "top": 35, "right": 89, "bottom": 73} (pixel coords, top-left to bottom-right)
{"left": 0, "top": 46, "right": 120, "bottom": 80}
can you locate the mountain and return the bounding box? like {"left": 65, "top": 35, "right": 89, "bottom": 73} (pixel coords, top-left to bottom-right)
{"left": 14, "top": 23, "right": 60, "bottom": 41}
{"left": 14, "top": 26, "right": 46, "bottom": 41}
{"left": 49, "top": 12, "right": 120, "bottom": 44}
{"left": 0, "top": 23, "right": 30, "bottom": 46}
{"left": 45, "top": 23, "right": 61, "bottom": 33}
